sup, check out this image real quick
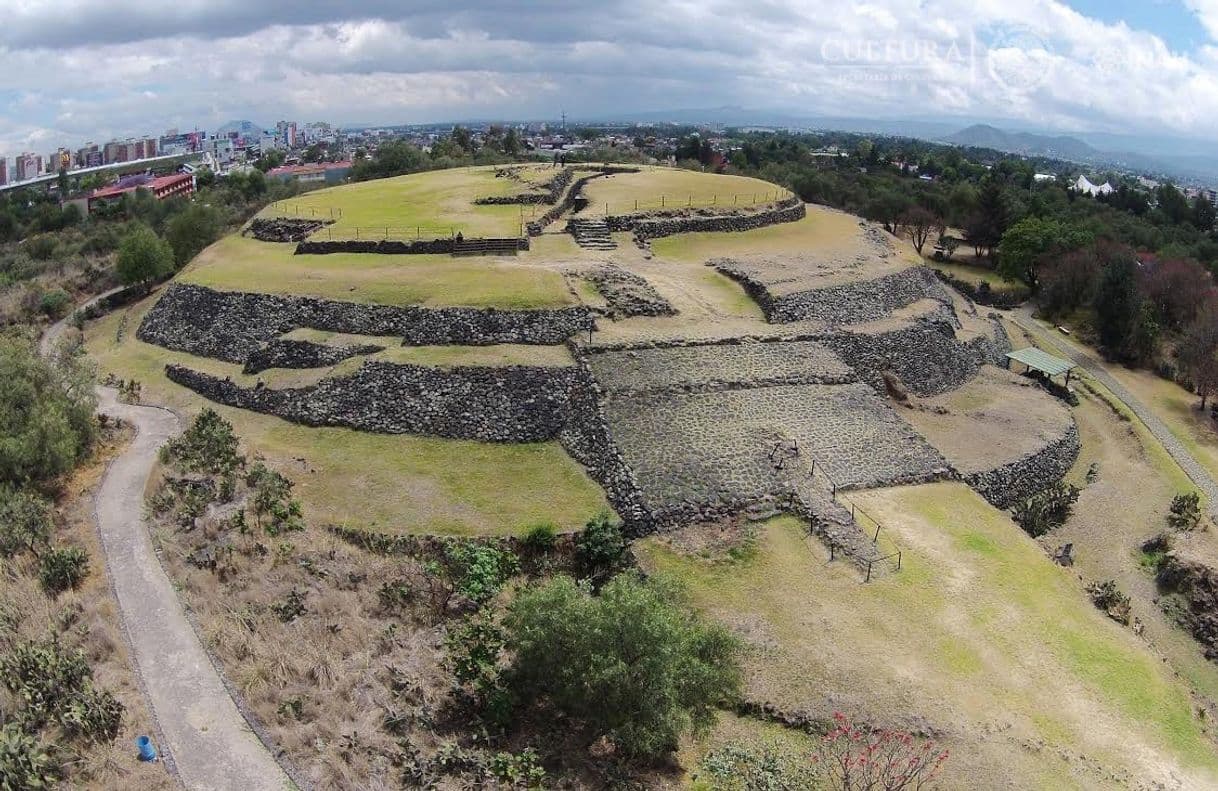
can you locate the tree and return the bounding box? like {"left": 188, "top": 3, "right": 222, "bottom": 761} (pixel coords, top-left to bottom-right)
{"left": 996, "top": 217, "right": 1092, "bottom": 286}
{"left": 1179, "top": 300, "right": 1218, "bottom": 410}
{"left": 1156, "top": 184, "right": 1191, "bottom": 225}
{"left": 115, "top": 225, "right": 173, "bottom": 290}
{"left": 1193, "top": 195, "right": 1216, "bottom": 232}
{"left": 503, "top": 128, "right": 522, "bottom": 156}
{"left": 0, "top": 334, "right": 96, "bottom": 485}
{"left": 1092, "top": 251, "right": 1142, "bottom": 357}
{"left": 504, "top": 573, "right": 741, "bottom": 760}
{"left": 963, "top": 179, "right": 1010, "bottom": 259}
{"left": 901, "top": 206, "right": 943, "bottom": 257}
{"left": 816, "top": 711, "right": 949, "bottom": 791}
{"left": 165, "top": 203, "right": 223, "bottom": 267}
{"left": 0, "top": 487, "right": 52, "bottom": 557}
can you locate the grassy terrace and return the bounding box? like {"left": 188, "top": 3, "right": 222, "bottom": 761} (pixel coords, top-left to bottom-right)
{"left": 86, "top": 297, "right": 609, "bottom": 536}
{"left": 581, "top": 166, "right": 785, "bottom": 214}
{"left": 262, "top": 164, "right": 546, "bottom": 238}
{"left": 180, "top": 235, "right": 575, "bottom": 308}
{"left": 642, "top": 483, "right": 1218, "bottom": 789}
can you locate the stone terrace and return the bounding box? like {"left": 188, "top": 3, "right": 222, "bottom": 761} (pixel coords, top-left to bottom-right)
{"left": 587, "top": 340, "right": 856, "bottom": 395}
{"left": 601, "top": 381, "right": 950, "bottom": 524}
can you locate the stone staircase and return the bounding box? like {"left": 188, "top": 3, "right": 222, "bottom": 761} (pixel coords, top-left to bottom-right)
{"left": 788, "top": 472, "right": 894, "bottom": 577}
{"left": 567, "top": 218, "right": 617, "bottom": 250}
{"left": 452, "top": 237, "right": 526, "bottom": 256}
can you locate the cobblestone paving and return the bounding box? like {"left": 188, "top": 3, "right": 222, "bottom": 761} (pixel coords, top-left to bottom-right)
{"left": 1012, "top": 310, "right": 1218, "bottom": 518}
{"left": 602, "top": 381, "right": 950, "bottom": 521}
{"left": 588, "top": 340, "right": 856, "bottom": 395}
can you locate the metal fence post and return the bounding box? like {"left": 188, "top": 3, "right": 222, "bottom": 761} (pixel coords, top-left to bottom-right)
{"left": 873, "top": 524, "right": 881, "bottom": 543}
{"left": 897, "top": 551, "right": 902, "bottom": 571}
{"left": 865, "top": 561, "right": 872, "bottom": 583}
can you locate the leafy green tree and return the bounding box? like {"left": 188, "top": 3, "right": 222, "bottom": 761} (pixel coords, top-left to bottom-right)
{"left": 1156, "top": 184, "right": 1191, "bottom": 225}
{"left": 163, "top": 408, "right": 241, "bottom": 475}
{"left": 1192, "top": 195, "right": 1216, "bottom": 232}
{"left": 996, "top": 217, "right": 1092, "bottom": 286}
{"left": 0, "top": 334, "right": 96, "bottom": 485}
{"left": 165, "top": 202, "right": 223, "bottom": 267}
{"left": 1181, "top": 301, "right": 1218, "bottom": 409}
{"left": 0, "top": 487, "right": 52, "bottom": 557}
{"left": 573, "top": 511, "right": 627, "bottom": 581}
{"left": 1092, "top": 252, "right": 1142, "bottom": 356}
{"left": 115, "top": 225, "right": 173, "bottom": 289}
{"left": 504, "top": 573, "right": 741, "bottom": 760}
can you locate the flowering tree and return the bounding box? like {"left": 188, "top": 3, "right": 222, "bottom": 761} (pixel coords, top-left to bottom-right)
{"left": 815, "top": 712, "right": 949, "bottom": 790}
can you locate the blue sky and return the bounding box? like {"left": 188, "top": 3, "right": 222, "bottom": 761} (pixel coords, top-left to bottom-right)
{"left": 2, "top": 0, "right": 1218, "bottom": 156}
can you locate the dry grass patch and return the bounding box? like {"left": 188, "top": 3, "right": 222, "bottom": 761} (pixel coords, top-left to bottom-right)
{"left": 581, "top": 167, "right": 785, "bottom": 214}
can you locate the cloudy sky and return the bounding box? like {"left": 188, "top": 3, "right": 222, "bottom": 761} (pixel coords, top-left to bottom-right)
{"left": 3, "top": 0, "right": 1218, "bottom": 155}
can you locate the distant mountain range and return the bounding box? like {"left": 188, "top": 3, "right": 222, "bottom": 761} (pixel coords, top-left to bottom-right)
{"left": 942, "top": 124, "right": 1099, "bottom": 162}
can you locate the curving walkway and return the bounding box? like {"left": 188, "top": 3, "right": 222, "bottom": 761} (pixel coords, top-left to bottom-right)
{"left": 45, "top": 306, "right": 292, "bottom": 790}
{"left": 1010, "top": 307, "right": 1218, "bottom": 518}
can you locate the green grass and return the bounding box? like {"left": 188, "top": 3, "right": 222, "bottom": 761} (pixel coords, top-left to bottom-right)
{"left": 581, "top": 166, "right": 785, "bottom": 214}
{"left": 262, "top": 165, "right": 538, "bottom": 238}
{"left": 181, "top": 235, "right": 574, "bottom": 308}
{"left": 932, "top": 261, "right": 1026, "bottom": 293}
{"left": 639, "top": 482, "right": 1218, "bottom": 786}
{"left": 85, "top": 298, "right": 609, "bottom": 537}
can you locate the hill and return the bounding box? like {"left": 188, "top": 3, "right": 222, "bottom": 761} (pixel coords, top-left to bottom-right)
{"left": 944, "top": 123, "right": 1099, "bottom": 161}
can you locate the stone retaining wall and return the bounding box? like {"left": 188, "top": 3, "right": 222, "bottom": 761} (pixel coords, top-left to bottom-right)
{"left": 138, "top": 284, "right": 593, "bottom": 364}
{"left": 579, "top": 266, "right": 676, "bottom": 318}
{"left": 167, "top": 361, "right": 579, "bottom": 443}
{"left": 242, "top": 339, "right": 385, "bottom": 375}
{"left": 293, "top": 237, "right": 529, "bottom": 255}
{"left": 246, "top": 218, "right": 333, "bottom": 243}
{"left": 603, "top": 196, "right": 805, "bottom": 240}
{"left": 963, "top": 422, "right": 1081, "bottom": 509}
{"left": 714, "top": 262, "right": 949, "bottom": 325}
{"left": 474, "top": 167, "right": 574, "bottom": 205}
{"left": 525, "top": 166, "right": 641, "bottom": 236}
{"left": 820, "top": 320, "right": 985, "bottom": 397}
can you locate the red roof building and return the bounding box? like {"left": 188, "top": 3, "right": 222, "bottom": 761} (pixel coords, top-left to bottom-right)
{"left": 87, "top": 172, "right": 195, "bottom": 214}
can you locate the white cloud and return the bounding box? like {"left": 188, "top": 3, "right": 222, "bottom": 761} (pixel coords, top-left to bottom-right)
{"left": 0, "top": 0, "right": 1217, "bottom": 154}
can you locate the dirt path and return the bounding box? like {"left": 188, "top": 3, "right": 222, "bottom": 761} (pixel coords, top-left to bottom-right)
{"left": 45, "top": 307, "right": 293, "bottom": 790}
{"left": 1010, "top": 306, "right": 1218, "bottom": 518}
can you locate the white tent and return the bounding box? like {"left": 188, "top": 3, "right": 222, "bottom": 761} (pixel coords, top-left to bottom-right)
{"left": 1073, "top": 175, "right": 1114, "bottom": 196}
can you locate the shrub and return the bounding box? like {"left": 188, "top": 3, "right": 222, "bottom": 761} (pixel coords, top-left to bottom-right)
{"left": 1168, "top": 492, "right": 1202, "bottom": 531}
{"left": 59, "top": 686, "right": 123, "bottom": 742}
{"left": 504, "top": 573, "right": 741, "bottom": 759}
{"left": 446, "top": 543, "right": 520, "bottom": 605}
{"left": 698, "top": 740, "right": 817, "bottom": 790}
{"left": 816, "top": 712, "right": 948, "bottom": 791}
{"left": 0, "top": 638, "right": 91, "bottom": 728}
{"left": 0, "top": 724, "right": 57, "bottom": 789}
{"left": 0, "top": 487, "right": 52, "bottom": 557}
{"left": 573, "top": 511, "right": 627, "bottom": 580}
{"left": 0, "top": 334, "right": 96, "bottom": 485}
{"left": 271, "top": 589, "right": 307, "bottom": 623}
{"left": 446, "top": 613, "right": 511, "bottom": 725}
{"left": 521, "top": 522, "right": 557, "bottom": 553}
{"left": 115, "top": 224, "right": 173, "bottom": 288}
{"left": 1012, "top": 482, "right": 1079, "bottom": 537}
{"left": 1087, "top": 580, "right": 1132, "bottom": 625}
{"left": 246, "top": 463, "right": 303, "bottom": 534}
{"left": 163, "top": 408, "right": 241, "bottom": 475}
{"left": 489, "top": 748, "right": 546, "bottom": 789}
{"left": 38, "top": 289, "right": 72, "bottom": 320}
{"left": 38, "top": 546, "right": 90, "bottom": 596}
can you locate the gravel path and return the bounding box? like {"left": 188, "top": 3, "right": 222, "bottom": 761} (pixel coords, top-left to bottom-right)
{"left": 44, "top": 303, "right": 293, "bottom": 791}
{"left": 1010, "top": 308, "right": 1218, "bottom": 518}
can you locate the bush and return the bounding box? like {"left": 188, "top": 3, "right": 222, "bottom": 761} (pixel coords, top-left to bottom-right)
{"left": 0, "top": 638, "right": 90, "bottom": 728}
{"left": 59, "top": 686, "right": 123, "bottom": 742}
{"left": 0, "top": 334, "right": 96, "bottom": 485}
{"left": 0, "top": 724, "right": 57, "bottom": 789}
{"left": 38, "top": 545, "right": 90, "bottom": 596}
{"left": 489, "top": 748, "right": 546, "bottom": 789}
{"left": 1087, "top": 580, "right": 1132, "bottom": 625}
{"left": 504, "top": 573, "right": 741, "bottom": 759}
{"left": 573, "top": 511, "right": 627, "bottom": 580}
{"left": 0, "top": 487, "right": 52, "bottom": 557}
{"left": 38, "top": 289, "right": 72, "bottom": 320}
{"left": 1012, "top": 482, "right": 1079, "bottom": 537}
{"left": 445, "top": 543, "right": 520, "bottom": 605}
{"left": 446, "top": 613, "right": 510, "bottom": 724}
{"left": 521, "top": 522, "right": 557, "bottom": 553}
{"left": 115, "top": 224, "right": 173, "bottom": 288}
{"left": 245, "top": 463, "right": 304, "bottom": 535}
{"left": 698, "top": 741, "right": 817, "bottom": 790}
{"left": 163, "top": 408, "right": 242, "bottom": 475}
{"left": 1168, "top": 492, "right": 1202, "bottom": 531}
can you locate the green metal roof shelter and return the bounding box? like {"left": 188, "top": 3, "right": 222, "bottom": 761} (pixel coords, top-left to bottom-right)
{"left": 1005, "top": 347, "right": 1077, "bottom": 385}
